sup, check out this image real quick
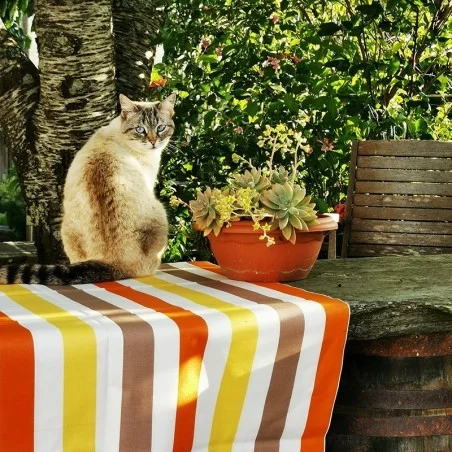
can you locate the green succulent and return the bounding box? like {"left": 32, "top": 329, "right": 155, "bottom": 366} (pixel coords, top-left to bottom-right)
{"left": 189, "top": 188, "right": 224, "bottom": 236}
{"left": 271, "top": 166, "right": 291, "bottom": 185}
{"left": 260, "top": 183, "right": 319, "bottom": 244}
{"left": 230, "top": 168, "right": 270, "bottom": 193}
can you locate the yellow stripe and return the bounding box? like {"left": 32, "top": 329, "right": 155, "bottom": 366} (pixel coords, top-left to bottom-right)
{"left": 139, "top": 275, "right": 259, "bottom": 451}
{"left": 2, "top": 285, "right": 97, "bottom": 452}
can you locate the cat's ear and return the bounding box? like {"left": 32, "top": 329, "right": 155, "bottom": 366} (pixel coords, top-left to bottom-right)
{"left": 119, "top": 94, "right": 138, "bottom": 119}
{"left": 158, "top": 93, "right": 176, "bottom": 117}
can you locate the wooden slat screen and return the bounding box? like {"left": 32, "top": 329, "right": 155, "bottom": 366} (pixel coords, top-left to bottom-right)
{"left": 342, "top": 140, "right": 452, "bottom": 257}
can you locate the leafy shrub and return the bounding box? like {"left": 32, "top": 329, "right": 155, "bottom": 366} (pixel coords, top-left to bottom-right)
{"left": 0, "top": 168, "right": 26, "bottom": 240}
{"left": 154, "top": 0, "right": 451, "bottom": 262}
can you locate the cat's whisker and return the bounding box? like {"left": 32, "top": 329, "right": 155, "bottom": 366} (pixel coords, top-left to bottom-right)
{"left": 166, "top": 143, "right": 182, "bottom": 153}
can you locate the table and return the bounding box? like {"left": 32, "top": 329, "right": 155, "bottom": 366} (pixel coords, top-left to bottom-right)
{"left": 289, "top": 254, "right": 452, "bottom": 340}
{"left": 291, "top": 255, "right": 451, "bottom": 451}
{"left": 0, "top": 261, "right": 349, "bottom": 452}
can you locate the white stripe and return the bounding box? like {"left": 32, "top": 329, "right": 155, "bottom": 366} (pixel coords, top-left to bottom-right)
{"left": 181, "top": 265, "right": 326, "bottom": 451}
{"left": 168, "top": 262, "right": 282, "bottom": 452}
{"left": 32, "top": 284, "right": 124, "bottom": 452}
{"left": 77, "top": 283, "right": 180, "bottom": 452}
{"left": 121, "top": 274, "right": 232, "bottom": 452}
{"left": 0, "top": 291, "right": 64, "bottom": 452}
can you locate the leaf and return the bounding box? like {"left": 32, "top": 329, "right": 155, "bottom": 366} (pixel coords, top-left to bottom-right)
{"left": 265, "top": 190, "right": 283, "bottom": 206}
{"left": 325, "top": 59, "right": 350, "bottom": 72}
{"left": 318, "top": 22, "right": 342, "bottom": 36}
{"left": 204, "top": 110, "right": 216, "bottom": 126}
{"left": 292, "top": 185, "right": 306, "bottom": 204}
{"left": 312, "top": 198, "right": 329, "bottom": 213}
{"left": 357, "top": 2, "right": 384, "bottom": 20}
{"left": 289, "top": 215, "right": 303, "bottom": 230}
{"left": 281, "top": 224, "right": 293, "bottom": 241}
{"left": 283, "top": 94, "right": 299, "bottom": 113}
{"left": 199, "top": 54, "right": 218, "bottom": 63}
{"left": 260, "top": 196, "right": 280, "bottom": 210}
{"left": 388, "top": 59, "right": 400, "bottom": 75}
{"left": 246, "top": 101, "right": 260, "bottom": 116}
{"left": 279, "top": 214, "right": 289, "bottom": 229}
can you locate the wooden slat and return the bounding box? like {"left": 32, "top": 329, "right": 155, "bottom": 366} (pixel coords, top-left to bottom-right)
{"left": 357, "top": 156, "right": 452, "bottom": 171}
{"left": 342, "top": 141, "right": 360, "bottom": 257}
{"left": 353, "top": 206, "right": 452, "bottom": 221}
{"left": 358, "top": 141, "right": 452, "bottom": 158}
{"left": 353, "top": 194, "right": 452, "bottom": 209}
{"left": 348, "top": 244, "right": 452, "bottom": 257}
{"left": 351, "top": 219, "right": 452, "bottom": 235}
{"left": 350, "top": 232, "right": 452, "bottom": 247}
{"left": 355, "top": 181, "right": 452, "bottom": 196}
{"left": 356, "top": 168, "right": 452, "bottom": 183}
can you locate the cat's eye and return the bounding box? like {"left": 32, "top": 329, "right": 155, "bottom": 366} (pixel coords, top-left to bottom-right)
{"left": 135, "top": 126, "right": 146, "bottom": 135}
{"left": 156, "top": 124, "right": 167, "bottom": 133}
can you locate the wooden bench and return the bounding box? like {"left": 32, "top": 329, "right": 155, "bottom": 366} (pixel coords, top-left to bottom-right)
{"left": 342, "top": 140, "right": 452, "bottom": 257}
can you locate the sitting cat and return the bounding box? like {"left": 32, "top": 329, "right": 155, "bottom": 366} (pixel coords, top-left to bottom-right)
{"left": 0, "top": 94, "right": 175, "bottom": 284}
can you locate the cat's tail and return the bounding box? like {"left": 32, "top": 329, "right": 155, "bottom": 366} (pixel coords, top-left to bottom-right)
{"left": 0, "top": 261, "right": 128, "bottom": 285}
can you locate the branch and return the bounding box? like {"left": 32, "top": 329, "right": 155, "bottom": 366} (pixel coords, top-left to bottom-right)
{"left": 112, "top": 0, "right": 166, "bottom": 100}
{"left": 408, "top": 8, "right": 419, "bottom": 97}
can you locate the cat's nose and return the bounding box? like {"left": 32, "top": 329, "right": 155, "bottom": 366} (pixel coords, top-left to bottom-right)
{"left": 147, "top": 133, "right": 157, "bottom": 145}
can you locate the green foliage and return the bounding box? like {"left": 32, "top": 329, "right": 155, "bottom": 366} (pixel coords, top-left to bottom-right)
{"left": 0, "top": 168, "right": 26, "bottom": 240}
{"left": 183, "top": 122, "right": 320, "bottom": 246}
{"left": 154, "top": 0, "right": 451, "bottom": 262}
{"left": 0, "top": 0, "right": 34, "bottom": 49}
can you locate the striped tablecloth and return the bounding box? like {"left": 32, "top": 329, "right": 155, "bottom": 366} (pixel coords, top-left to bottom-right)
{"left": 0, "top": 261, "right": 349, "bottom": 452}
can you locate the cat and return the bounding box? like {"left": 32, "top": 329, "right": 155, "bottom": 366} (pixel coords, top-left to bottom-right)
{"left": 0, "top": 93, "right": 175, "bottom": 285}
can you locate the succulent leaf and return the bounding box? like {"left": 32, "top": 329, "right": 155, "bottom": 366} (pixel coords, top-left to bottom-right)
{"left": 279, "top": 214, "right": 289, "bottom": 229}
{"left": 262, "top": 182, "right": 318, "bottom": 243}
{"left": 189, "top": 188, "right": 225, "bottom": 236}
{"left": 231, "top": 168, "right": 270, "bottom": 193}
{"left": 271, "top": 166, "right": 291, "bottom": 185}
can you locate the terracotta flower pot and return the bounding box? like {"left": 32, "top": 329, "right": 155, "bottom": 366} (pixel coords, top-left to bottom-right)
{"left": 207, "top": 215, "right": 338, "bottom": 282}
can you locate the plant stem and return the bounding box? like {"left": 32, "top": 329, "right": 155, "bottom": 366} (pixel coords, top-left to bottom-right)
{"left": 291, "top": 140, "right": 301, "bottom": 188}
{"left": 268, "top": 132, "right": 279, "bottom": 180}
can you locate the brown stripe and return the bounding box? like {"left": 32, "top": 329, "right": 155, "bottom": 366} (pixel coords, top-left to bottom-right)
{"left": 163, "top": 265, "right": 305, "bottom": 451}
{"left": 51, "top": 285, "right": 155, "bottom": 451}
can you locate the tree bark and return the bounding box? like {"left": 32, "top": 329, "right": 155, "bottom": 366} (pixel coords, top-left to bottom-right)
{"left": 112, "top": 0, "right": 165, "bottom": 100}
{"left": 0, "top": 19, "right": 39, "bottom": 207}
{"left": 32, "top": 0, "right": 117, "bottom": 263}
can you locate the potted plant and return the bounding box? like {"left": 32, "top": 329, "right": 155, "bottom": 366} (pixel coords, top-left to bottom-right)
{"left": 182, "top": 123, "right": 337, "bottom": 282}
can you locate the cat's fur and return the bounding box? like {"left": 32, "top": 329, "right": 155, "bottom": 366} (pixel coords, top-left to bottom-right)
{"left": 0, "top": 94, "right": 175, "bottom": 285}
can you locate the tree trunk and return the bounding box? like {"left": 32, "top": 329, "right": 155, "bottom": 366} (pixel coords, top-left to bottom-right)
{"left": 112, "top": 0, "right": 165, "bottom": 100}
{"left": 0, "top": 19, "right": 39, "bottom": 206}
{"left": 31, "top": 0, "right": 117, "bottom": 263}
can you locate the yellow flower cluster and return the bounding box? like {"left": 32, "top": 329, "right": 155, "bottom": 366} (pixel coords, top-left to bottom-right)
{"left": 214, "top": 193, "right": 236, "bottom": 222}
{"left": 235, "top": 187, "right": 254, "bottom": 211}
{"left": 169, "top": 195, "right": 186, "bottom": 208}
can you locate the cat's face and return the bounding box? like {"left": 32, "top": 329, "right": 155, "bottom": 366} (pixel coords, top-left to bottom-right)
{"left": 119, "top": 94, "right": 176, "bottom": 152}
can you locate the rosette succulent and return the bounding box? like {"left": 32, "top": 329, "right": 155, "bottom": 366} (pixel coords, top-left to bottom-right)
{"left": 260, "top": 183, "right": 318, "bottom": 244}
{"left": 270, "top": 166, "right": 291, "bottom": 185}
{"left": 185, "top": 122, "right": 327, "bottom": 245}
{"left": 230, "top": 168, "right": 270, "bottom": 193}
{"left": 189, "top": 188, "right": 225, "bottom": 236}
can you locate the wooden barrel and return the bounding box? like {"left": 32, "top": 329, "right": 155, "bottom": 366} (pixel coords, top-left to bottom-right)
{"left": 327, "top": 333, "right": 452, "bottom": 451}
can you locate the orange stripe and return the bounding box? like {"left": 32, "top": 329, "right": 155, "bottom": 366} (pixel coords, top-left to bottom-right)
{"left": 0, "top": 311, "right": 34, "bottom": 451}
{"left": 191, "top": 262, "right": 349, "bottom": 451}
{"left": 99, "top": 282, "right": 208, "bottom": 452}
{"left": 257, "top": 283, "right": 349, "bottom": 452}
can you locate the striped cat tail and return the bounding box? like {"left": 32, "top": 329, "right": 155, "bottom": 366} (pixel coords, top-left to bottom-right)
{"left": 0, "top": 261, "right": 127, "bottom": 285}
